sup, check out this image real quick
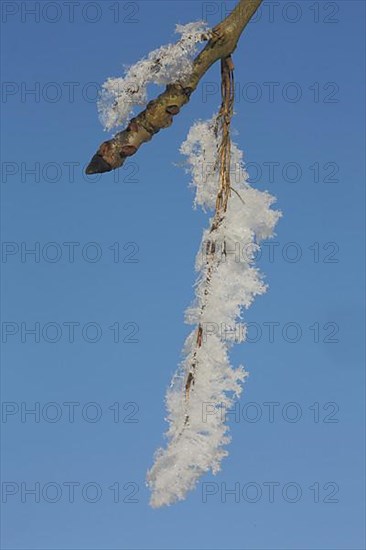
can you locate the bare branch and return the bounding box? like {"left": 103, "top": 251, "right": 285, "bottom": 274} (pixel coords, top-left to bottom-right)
{"left": 85, "top": 0, "right": 262, "bottom": 175}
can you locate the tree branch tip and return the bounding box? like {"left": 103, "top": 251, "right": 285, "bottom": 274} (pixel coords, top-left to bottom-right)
{"left": 85, "top": 0, "right": 262, "bottom": 176}
{"left": 85, "top": 154, "right": 112, "bottom": 175}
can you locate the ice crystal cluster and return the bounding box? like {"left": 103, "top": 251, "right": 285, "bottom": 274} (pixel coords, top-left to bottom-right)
{"left": 98, "top": 22, "right": 209, "bottom": 131}
{"left": 147, "top": 116, "right": 281, "bottom": 508}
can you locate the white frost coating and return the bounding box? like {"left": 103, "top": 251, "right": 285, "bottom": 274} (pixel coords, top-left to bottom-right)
{"left": 98, "top": 22, "right": 209, "bottom": 131}
{"left": 147, "top": 117, "right": 281, "bottom": 508}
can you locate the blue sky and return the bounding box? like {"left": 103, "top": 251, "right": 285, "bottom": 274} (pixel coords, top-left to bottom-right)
{"left": 1, "top": 1, "right": 365, "bottom": 549}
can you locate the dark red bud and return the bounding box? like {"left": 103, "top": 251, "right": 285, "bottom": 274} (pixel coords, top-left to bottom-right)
{"left": 128, "top": 120, "right": 139, "bottom": 132}
{"left": 120, "top": 145, "right": 137, "bottom": 157}
{"left": 166, "top": 105, "right": 180, "bottom": 115}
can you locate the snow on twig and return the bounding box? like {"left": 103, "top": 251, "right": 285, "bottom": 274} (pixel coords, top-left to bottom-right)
{"left": 98, "top": 22, "right": 210, "bottom": 131}
{"left": 147, "top": 64, "right": 281, "bottom": 507}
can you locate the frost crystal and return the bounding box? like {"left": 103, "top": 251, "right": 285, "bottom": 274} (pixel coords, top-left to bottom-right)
{"left": 98, "top": 21, "right": 209, "bottom": 131}
{"left": 147, "top": 116, "right": 281, "bottom": 508}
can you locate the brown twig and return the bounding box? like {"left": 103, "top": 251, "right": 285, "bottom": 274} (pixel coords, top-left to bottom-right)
{"left": 183, "top": 56, "right": 235, "bottom": 427}
{"left": 85, "top": 0, "right": 261, "bottom": 174}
